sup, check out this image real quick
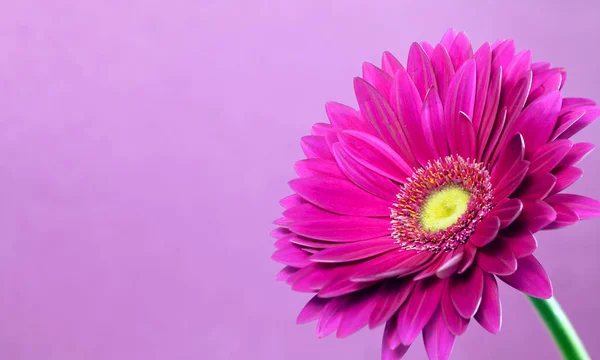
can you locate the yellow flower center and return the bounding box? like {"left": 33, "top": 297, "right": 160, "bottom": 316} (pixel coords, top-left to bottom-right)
{"left": 419, "top": 185, "right": 471, "bottom": 232}
{"left": 393, "top": 156, "right": 493, "bottom": 252}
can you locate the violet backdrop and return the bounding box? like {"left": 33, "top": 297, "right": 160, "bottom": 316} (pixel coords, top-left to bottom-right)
{"left": 0, "top": 0, "right": 598, "bottom": 359}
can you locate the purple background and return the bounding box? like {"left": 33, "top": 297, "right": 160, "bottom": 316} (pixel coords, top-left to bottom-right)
{"left": 0, "top": 1, "right": 599, "bottom": 359}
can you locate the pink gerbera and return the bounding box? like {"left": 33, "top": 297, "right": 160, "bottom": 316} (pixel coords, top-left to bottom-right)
{"left": 272, "top": 29, "right": 600, "bottom": 359}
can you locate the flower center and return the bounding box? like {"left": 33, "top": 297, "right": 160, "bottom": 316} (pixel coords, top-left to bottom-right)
{"left": 391, "top": 156, "right": 493, "bottom": 252}
{"left": 420, "top": 185, "right": 471, "bottom": 232}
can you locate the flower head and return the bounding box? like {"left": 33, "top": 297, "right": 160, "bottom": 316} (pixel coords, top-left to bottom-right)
{"left": 272, "top": 29, "right": 600, "bottom": 359}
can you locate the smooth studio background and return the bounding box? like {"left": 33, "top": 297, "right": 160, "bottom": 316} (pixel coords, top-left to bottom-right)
{"left": 0, "top": 1, "right": 598, "bottom": 359}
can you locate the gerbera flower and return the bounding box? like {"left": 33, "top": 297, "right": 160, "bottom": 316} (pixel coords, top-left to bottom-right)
{"left": 272, "top": 29, "right": 600, "bottom": 359}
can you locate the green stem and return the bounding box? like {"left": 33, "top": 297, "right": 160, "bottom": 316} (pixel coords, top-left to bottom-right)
{"left": 528, "top": 296, "right": 591, "bottom": 360}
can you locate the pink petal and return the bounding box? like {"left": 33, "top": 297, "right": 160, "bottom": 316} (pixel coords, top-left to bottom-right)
{"left": 529, "top": 140, "right": 573, "bottom": 174}
{"left": 272, "top": 246, "right": 311, "bottom": 267}
{"left": 289, "top": 177, "right": 391, "bottom": 217}
{"left": 407, "top": 42, "right": 437, "bottom": 100}
{"left": 422, "top": 88, "right": 449, "bottom": 158}
{"left": 488, "top": 198, "right": 523, "bottom": 228}
{"left": 337, "top": 290, "right": 378, "bottom": 338}
{"left": 445, "top": 60, "right": 476, "bottom": 154}
{"left": 363, "top": 62, "right": 393, "bottom": 100}
{"left": 354, "top": 77, "right": 415, "bottom": 164}
{"left": 505, "top": 91, "right": 562, "bottom": 157}
{"left": 286, "top": 262, "right": 316, "bottom": 288}
{"left": 499, "top": 255, "right": 552, "bottom": 299}
{"left": 481, "top": 107, "right": 507, "bottom": 165}
{"left": 322, "top": 120, "right": 341, "bottom": 152}
{"left": 431, "top": 44, "right": 455, "bottom": 103}
{"left": 477, "top": 240, "right": 517, "bottom": 275}
{"left": 546, "top": 194, "right": 600, "bottom": 220}
{"left": 551, "top": 110, "right": 586, "bottom": 141}
{"left": 288, "top": 235, "right": 338, "bottom": 249}
{"left": 492, "top": 39, "right": 506, "bottom": 50}
{"left": 301, "top": 135, "right": 333, "bottom": 160}
{"left": 449, "top": 111, "right": 476, "bottom": 159}
{"left": 472, "top": 42, "right": 492, "bottom": 132}
{"left": 397, "top": 278, "right": 445, "bottom": 344}
{"left": 448, "top": 32, "right": 473, "bottom": 70}
{"left": 545, "top": 203, "right": 579, "bottom": 229}
{"left": 318, "top": 278, "right": 375, "bottom": 298}
{"left": 528, "top": 68, "right": 563, "bottom": 105}
{"left": 325, "top": 102, "right": 373, "bottom": 134}
{"left": 339, "top": 130, "right": 413, "bottom": 183}
{"left": 351, "top": 251, "right": 433, "bottom": 282}
{"left": 440, "top": 29, "right": 457, "bottom": 51}
{"left": 503, "top": 50, "right": 532, "bottom": 90}
{"left": 297, "top": 295, "right": 330, "bottom": 324}
{"left": 274, "top": 236, "right": 294, "bottom": 248}
{"left": 512, "top": 173, "right": 556, "bottom": 200}
{"left": 310, "top": 237, "right": 398, "bottom": 263}
{"left": 491, "top": 40, "right": 516, "bottom": 70}
{"left": 457, "top": 243, "right": 477, "bottom": 274}
{"left": 493, "top": 161, "right": 529, "bottom": 202}
{"left": 421, "top": 42, "right": 434, "bottom": 58}
{"left": 491, "top": 39, "right": 505, "bottom": 49}
{"left": 499, "top": 225, "right": 537, "bottom": 258}
{"left": 382, "top": 345, "right": 411, "bottom": 359}
{"left": 323, "top": 126, "right": 341, "bottom": 152}
{"left": 491, "top": 133, "right": 524, "bottom": 185}
{"left": 276, "top": 266, "right": 299, "bottom": 281}
{"left": 550, "top": 166, "right": 583, "bottom": 195}
{"left": 423, "top": 307, "right": 456, "bottom": 360}
{"left": 491, "top": 134, "right": 529, "bottom": 201}
{"left": 279, "top": 195, "right": 306, "bottom": 209}
{"left": 553, "top": 67, "right": 566, "bottom": 86}
{"left": 450, "top": 266, "right": 484, "bottom": 318}
{"left": 271, "top": 227, "right": 292, "bottom": 239}
{"left": 441, "top": 286, "right": 469, "bottom": 335}
{"left": 383, "top": 313, "right": 402, "bottom": 349}
{"left": 557, "top": 106, "right": 600, "bottom": 139}
{"left": 288, "top": 262, "right": 350, "bottom": 292}
{"left": 562, "top": 97, "right": 596, "bottom": 111}
{"left": 470, "top": 216, "right": 500, "bottom": 247}
{"left": 532, "top": 72, "right": 563, "bottom": 103}
{"left": 311, "top": 123, "right": 333, "bottom": 136}
{"left": 436, "top": 253, "right": 464, "bottom": 279}
{"left": 477, "top": 67, "right": 502, "bottom": 160}
{"left": 317, "top": 296, "right": 347, "bottom": 338}
{"left": 290, "top": 216, "right": 391, "bottom": 242}
{"left": 283, "top": 203, "right": 340, "bottom": 222}
{"left": 273, "top": 217, "right": 291, "bottom": 226}
{"left": 382, "top": 316, "right": 411, "bottom": 359}
{"left": 474, "top": 273, "right": 502, "bottom": 334}
{"left": 313, "top": 121, "right": 335, "bottom": 137}
{"left": 370, "top": 279, "right": 415, "bottom": 329}
{"left": 381, "top": 51, "right": 404, "bottom": 77}
{"left": 495, "top": 71, "right": 533, "bottom": 160}
{"left": 414, "top": 252, "right": 453, "bottom": 281}
{"left": 303, "top": 248, "right": 320, "bottom": 255}
{"left": 519, "top": 200, "right": 557, "bottom": 232}
{"left": 294, "top": 159, "right": 346, "bottom": 179}
{"left": 325, "top": 102, "right": 359, "bottom": 129}
{"left": 559, "top": 143, "right": 595, "bottom": 167}
{"left": 531, "top": 62, "right": 552, "bottom": 73}
{"left": 332, "top": 143, "right": 399, "bottom": 202}
{"left": 390, "top": 67, "right": 435, "bottom": 165}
